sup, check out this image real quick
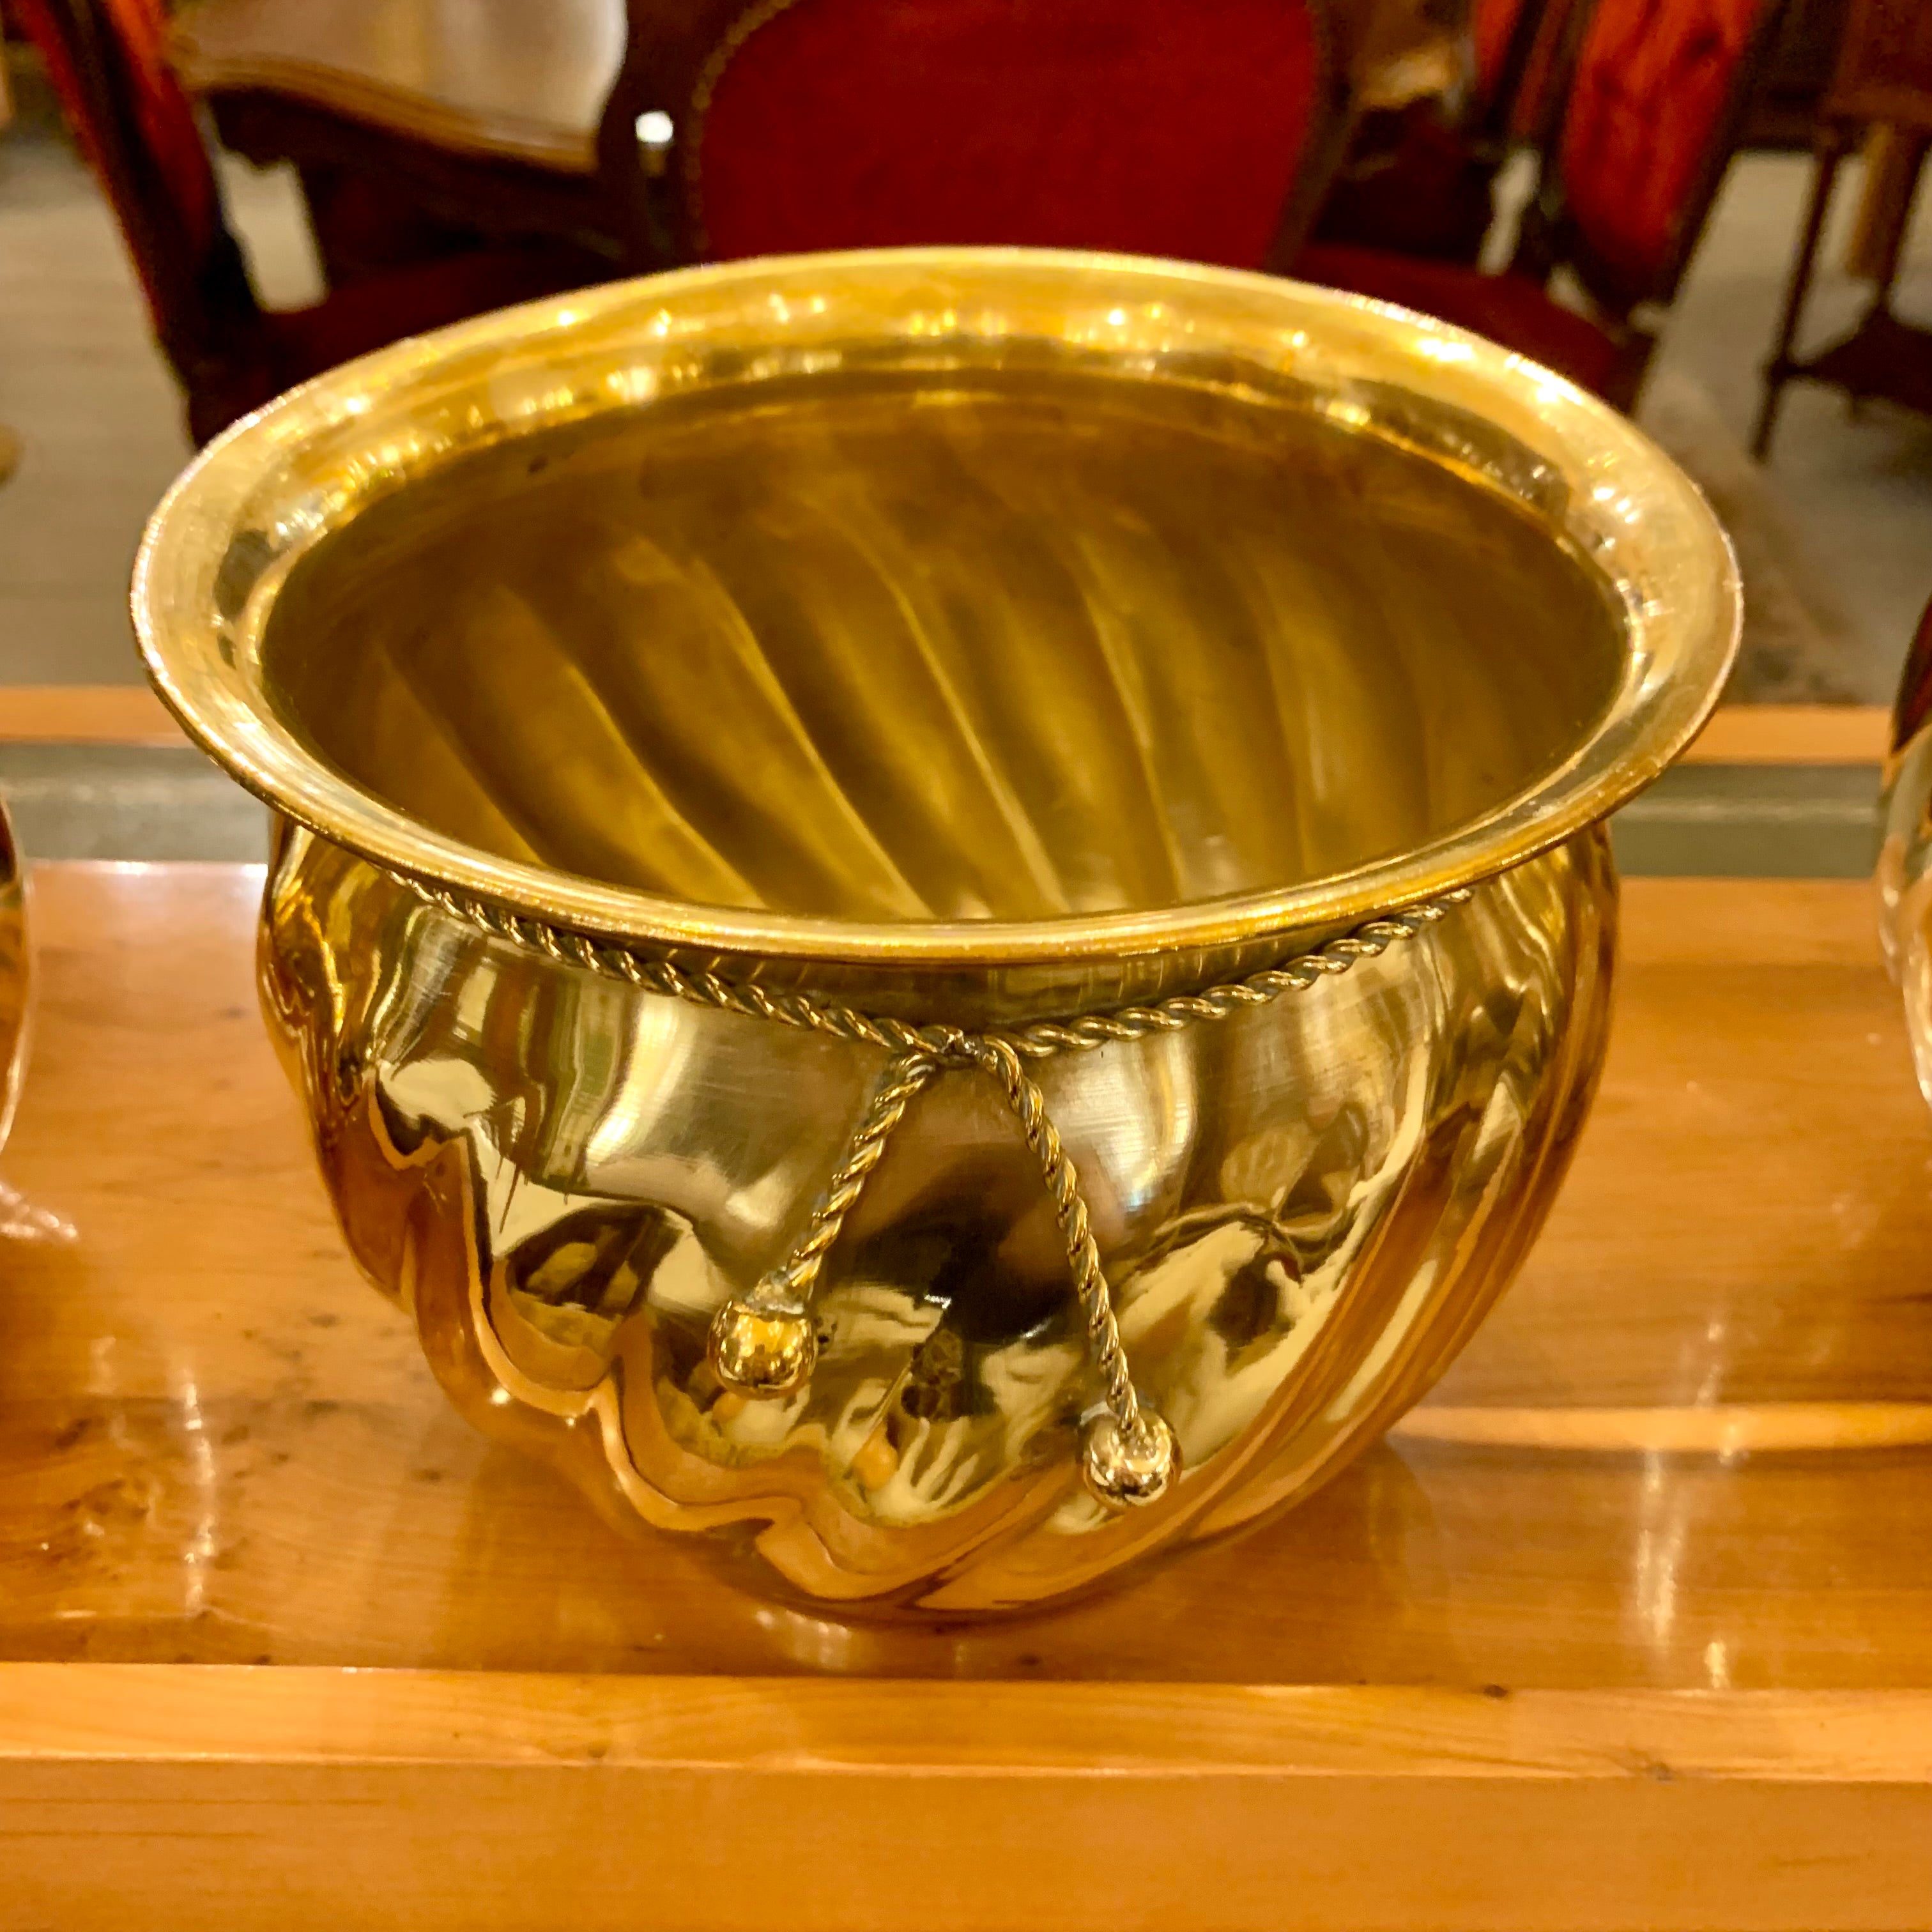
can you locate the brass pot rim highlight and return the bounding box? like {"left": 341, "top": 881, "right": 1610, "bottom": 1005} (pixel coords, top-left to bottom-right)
{"left": 133, "top": 246, "right": 1740, "bottom": 971}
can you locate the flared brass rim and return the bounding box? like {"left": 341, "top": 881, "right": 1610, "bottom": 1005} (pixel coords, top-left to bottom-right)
{"left": 133, "top": 246, "right": 1740, "bottom": 970}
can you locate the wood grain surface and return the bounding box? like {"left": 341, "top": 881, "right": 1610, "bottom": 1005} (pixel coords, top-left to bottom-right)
{"left": 0, "top": 689, "right": 1890, "bottom": 764}
{"left": 0, "top": 686, "right": 185, "bottom": 746}
{"left": 0, "top": 864, "right": 1927, "bottom": 1928}
{"left": 1681, "top": 702, "right": 1888, "bottom": 763}
{"left": 2, "top": 1669, "right": 1931, "bottom": 1932}
{"left": 0, "top": 867, "right": 1926, "bottom": 1682}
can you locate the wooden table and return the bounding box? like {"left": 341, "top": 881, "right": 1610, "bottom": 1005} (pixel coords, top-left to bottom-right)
{"left": 0, "top": 857, "right": 1928, "bottom": 1928}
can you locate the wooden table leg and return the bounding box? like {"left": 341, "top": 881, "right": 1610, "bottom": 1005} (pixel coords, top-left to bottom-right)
{"left": 1753, "top": 123, "right": 1853, "bottom": 458}
{"left": 1845, "top": 125, "right": 1929, "bottom": 288}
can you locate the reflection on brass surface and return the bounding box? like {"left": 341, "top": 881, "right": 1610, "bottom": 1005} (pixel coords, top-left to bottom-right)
{"left": 0, "top": 801, "right": 25, "bottom": 1155}
{"left": 137, "top": 250, "right": 1738, "bottom": 1611}
{"left": 261, "top": 372, "right": 1623, "bottom": 924}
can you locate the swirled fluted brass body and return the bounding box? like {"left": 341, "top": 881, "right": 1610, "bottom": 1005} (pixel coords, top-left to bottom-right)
{"left": 136, "top": 250, "right": 1739, "bottom": 1612}
{"left": 261, "top": 821, "right": 1615, "bottom": 1608}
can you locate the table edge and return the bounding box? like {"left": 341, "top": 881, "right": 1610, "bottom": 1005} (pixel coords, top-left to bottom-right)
{"left": 2, "top": 1667, "right": 1929, "bottom": 1781}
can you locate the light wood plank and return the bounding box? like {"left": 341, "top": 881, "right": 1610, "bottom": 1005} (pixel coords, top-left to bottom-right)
{"left": 1609, "top": 873, "right": 1885, "bottom": 965}
{"left": 0, "top": 1670, "right": 1929, "bottom": 1931}
{"left": 1399, "top": 1401, "right": 1932, "bottom": 1453}
{"left": 6, "top": 1666, "right": 1932, "bottom": 1779}
{"left": 0, "top": 684, "right": 185, "bottom": 746}
{"left": 0, "top": 688, "right": 1890, "bottom": 768}
{"left": 1682, "top": 703, "right": 1889, "bottom": 765}
{"left": 5, "top": 694, "right": 1887, "bottom": 761}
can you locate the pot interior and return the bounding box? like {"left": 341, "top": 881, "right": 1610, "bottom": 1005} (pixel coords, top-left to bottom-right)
{"left": 259, "top": 362, "right": 1627, "bottom": 924}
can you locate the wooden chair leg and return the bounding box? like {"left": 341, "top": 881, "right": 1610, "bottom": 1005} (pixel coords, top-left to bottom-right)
{"left": 1265, "top": 91, "right": 1361, "bottom": 276}
{"left": 1846, "top": 128, "right": 1929, "bottom": 298}
{"left": 1752, "top": 127, "right": 1851, "bottom": 459}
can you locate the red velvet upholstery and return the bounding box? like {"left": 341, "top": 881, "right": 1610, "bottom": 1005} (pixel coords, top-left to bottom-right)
{"left": 96, "top": 0, "right": 218, "bottom": 245}
{"left": 15, "top": 0, "right": 219, "bottom": 313}
{"left": 1473, "top": 0, "right": 1531, "bottom": 107}
{"left": 1295, "top": 243, "right": 1627, "bottom": 397}
{"left": 695, "top": 0, "right": 1326, "bottom": 268}
{"left": 1558, "top": 0, "right": 1777, "bottom": 291}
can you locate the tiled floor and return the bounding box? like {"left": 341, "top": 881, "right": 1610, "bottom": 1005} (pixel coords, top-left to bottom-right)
{"left": 0, "top": 79, "right": 320, "bottom": 687}
{"left": 1646, "top": 149, "right": 1932, "bottom": 694}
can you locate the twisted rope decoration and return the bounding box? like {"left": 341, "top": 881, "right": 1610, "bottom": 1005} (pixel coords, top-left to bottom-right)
{"left": 386, "top": 863, "right": 1475, "bottom": 1507}
{"left": 967, "top": 1036, "right": 1137, "bottom": 1428}
{"left": 707, "top": 1050, "right": 939, "bottom": 1401}
{"left": 394, "top": 873, "right": 1471, "bottom": 1060}
{"left": 759, "top": 1052, "right": 939, "bottom": 1308}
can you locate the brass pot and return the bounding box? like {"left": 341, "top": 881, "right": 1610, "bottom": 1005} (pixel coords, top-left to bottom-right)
{"left": 135, "top": 250, "right": 1736, "bottom": 1613}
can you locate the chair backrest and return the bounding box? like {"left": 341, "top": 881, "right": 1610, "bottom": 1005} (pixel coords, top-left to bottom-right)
{"left": 1474, "top": 0, "right": 1531, "bottom": 93}
{"left": 13, "top": 0, "right": 268, "bottom": 435}
{"left": 644, "top": 0, "right": 1349, "bottom": 273}
{"left": 1823, "top": 0, "right": 1932, "bottom": 130}
{"left": 1534, "top": 0, "right": 1790, "bottom": 312}
{"left": 1472, "top": 0, "right": 1545, "bottom": 137}
{"left": 1485, "top": 0, "right": 1600, "bottom": 142}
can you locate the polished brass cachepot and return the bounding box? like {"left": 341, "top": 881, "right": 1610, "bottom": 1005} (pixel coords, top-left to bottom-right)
{"left": 135, "top": 249, "right": 1737, "bottom": 1613}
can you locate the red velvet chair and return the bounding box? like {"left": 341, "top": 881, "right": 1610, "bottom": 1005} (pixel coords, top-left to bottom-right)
{"left": 1476, "top": 0, "right": 1540, "bottom": 116}
{"left": 1310, "top": 0, "right": 1563, "bottom": 265}
{"left": 631, "top": 0, "right": 1354, "bottom": 273}
{"left": 1301, "top": 0, "right": 1793, "bottom": 410}
{"left": 1490, "top": 0, "right": 1595, "bottom": 143}
{"left": 15, "top": 0, "right": 607, "bottom": 443}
